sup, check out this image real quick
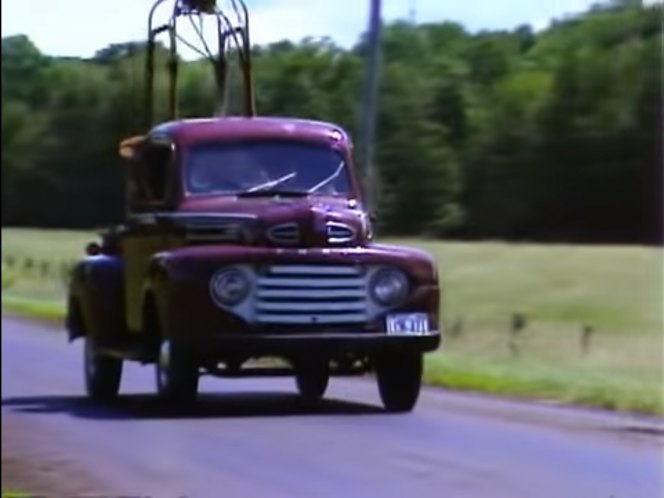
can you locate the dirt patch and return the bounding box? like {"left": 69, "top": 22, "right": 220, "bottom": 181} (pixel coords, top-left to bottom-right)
{"left": 2, "top": 414, "right": 111, "bottom": 498}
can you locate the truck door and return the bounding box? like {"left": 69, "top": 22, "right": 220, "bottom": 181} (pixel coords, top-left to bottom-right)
{"left": 122, "top": 137, "right": 183, "bottom": 334}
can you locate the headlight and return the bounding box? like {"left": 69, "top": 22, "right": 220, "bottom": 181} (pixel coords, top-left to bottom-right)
{"left": 369, "top": 268, "right": 409, "bottom": 306}
{"left": 210, "top": 267, "right": 251, "bottom": 306}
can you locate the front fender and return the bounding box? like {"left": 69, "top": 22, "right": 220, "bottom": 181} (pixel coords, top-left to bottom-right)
{"left": 66, "top": 255, "right": 125, "bottom": 342}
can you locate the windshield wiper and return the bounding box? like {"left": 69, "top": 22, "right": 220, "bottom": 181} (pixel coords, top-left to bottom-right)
{"left": 247, "top": 172, "right": 297, "bottom": 193}
{"left": 308, "top": 161, "right": 345, "bottom": 193}
{"left": 236, "top": 189, "right": 310, "bottom": 198}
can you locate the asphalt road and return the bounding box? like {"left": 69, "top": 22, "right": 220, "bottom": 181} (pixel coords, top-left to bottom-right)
{"left": 2, "top": 316, "right": 663, "bottom": 498}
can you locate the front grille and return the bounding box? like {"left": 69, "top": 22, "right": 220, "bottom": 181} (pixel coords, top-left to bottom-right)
{"left": 326, "top": 221, "right": 356, "bottom": 244}
{"left": 266, "top": 223, "right": 300, "bottom": 245}
{"left": 254, "top": 264, "right": 368, "bottom": 325}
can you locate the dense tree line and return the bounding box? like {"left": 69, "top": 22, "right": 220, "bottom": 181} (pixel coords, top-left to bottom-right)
{"left": 2, "top": 0, "right": 661, "bottom": 243}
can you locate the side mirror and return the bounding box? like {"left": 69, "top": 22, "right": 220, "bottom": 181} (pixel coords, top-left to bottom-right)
{"left": 118, "top": 135, "right": 147, "bottom": 160}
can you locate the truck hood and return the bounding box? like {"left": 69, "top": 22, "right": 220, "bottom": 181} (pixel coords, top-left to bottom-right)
{"left": 174, "top": 194, "right": 372, "bottom": 247}
{"left": 161, "top": 243, "right": 438, "bottom": 284}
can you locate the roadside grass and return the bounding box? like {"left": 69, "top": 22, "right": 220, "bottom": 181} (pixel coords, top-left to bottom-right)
{"left": 1, "top": 227, "right": 95, "bottom": 261}
{"left": 2, "top": 491, "right": 34, "bottom": 498}
{"left": 400, "top": 239, "right": 663, "bottom": 336}
{"left": 2, "top": 228, "right": 663, "bottom": 415}
{"left": 425, "top": 343, "right": 663, "bottom": 416}
{"left": 405, "top": 238, "right": 663, "bottom": 415}
{"left": 1, "top": 295, "right": 65, "bottom": 324}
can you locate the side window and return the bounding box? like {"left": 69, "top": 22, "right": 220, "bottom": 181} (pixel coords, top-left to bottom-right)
{"left": 143, "top": 143, "right": 171, "bottom": 202}
{"left": 127, "top": 140, "right": 173, "bottom": 213}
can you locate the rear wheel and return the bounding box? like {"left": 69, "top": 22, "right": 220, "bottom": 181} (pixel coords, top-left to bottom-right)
{"left": 155, "top": 339, "right": 199, "bottom": 404}
{"left": 84, "top": 336, "right": 122, "bottom": 402}
{"left": 375, "top": 352, "right": 423, "bottom": 413}
{"left": 294, "top": 359, "right": 330, "bottom": 405}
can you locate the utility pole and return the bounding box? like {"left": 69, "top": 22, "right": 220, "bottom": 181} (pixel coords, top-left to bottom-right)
{"left": 357, "top": 0, "right": 382, "bottom": 214}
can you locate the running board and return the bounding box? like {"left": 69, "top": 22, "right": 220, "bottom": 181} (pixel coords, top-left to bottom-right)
{"left": 97, "top": 338, "right": 156, "bottom": 363}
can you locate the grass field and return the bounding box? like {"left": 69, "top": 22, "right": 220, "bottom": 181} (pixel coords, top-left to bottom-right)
{"left": 2, "top": 227, "right": 663, "bottom": 415}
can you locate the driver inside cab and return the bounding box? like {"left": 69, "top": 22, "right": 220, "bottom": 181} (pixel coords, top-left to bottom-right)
{"left": 188, "top": 151, "right": 270, "bottom": 194}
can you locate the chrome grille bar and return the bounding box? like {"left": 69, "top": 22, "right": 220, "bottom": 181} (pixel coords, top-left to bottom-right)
{"left": 253, "top": 264, "right": 368, "bottom": 325}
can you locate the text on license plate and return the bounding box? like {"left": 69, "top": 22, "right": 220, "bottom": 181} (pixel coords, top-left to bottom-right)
{"left": 386, "top": 313, "right": 429, "bottom": 336}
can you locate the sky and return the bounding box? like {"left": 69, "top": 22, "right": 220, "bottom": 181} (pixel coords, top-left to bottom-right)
{"left": 1, "top": 0, "right": 658, "bottom": 58}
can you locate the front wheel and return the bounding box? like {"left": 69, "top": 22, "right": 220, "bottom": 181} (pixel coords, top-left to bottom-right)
{"left": 155, "top": 340, "right": 199, "bottom": 404}
{"left": 84, "top": 336, "right": 122, "bottom": 402}
{"left": 375, "top": 352, "right": 423, "bottom": 413}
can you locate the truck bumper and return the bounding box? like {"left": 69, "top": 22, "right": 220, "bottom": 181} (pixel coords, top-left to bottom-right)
{"left": 180, "top": 331, "right": 441, "bottom": 359}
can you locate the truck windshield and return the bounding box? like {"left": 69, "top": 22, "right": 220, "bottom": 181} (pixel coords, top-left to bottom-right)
{"left": 183, "top": 140, "right": 352, "bottom": 197}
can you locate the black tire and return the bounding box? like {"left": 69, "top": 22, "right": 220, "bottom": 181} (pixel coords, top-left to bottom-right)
{"left": 84, "top": 336, "right": 122, "bottom": 402}
{"left": 375, "top": 352, "right": 423, "bottom": 413}
{"left": 155, "top": 339, "right": 199, "bottom": 404}
{"left": 294, "top": 360, "right": 330, "bottom": 405}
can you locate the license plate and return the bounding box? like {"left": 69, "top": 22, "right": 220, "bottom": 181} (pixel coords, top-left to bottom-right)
{"left": 386, "top": 313, "right": 429, "bottom": 336}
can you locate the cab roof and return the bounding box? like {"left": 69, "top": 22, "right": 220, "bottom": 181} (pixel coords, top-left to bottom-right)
{"left": 149, "top": 116, "right": 352, "bottom": 149}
